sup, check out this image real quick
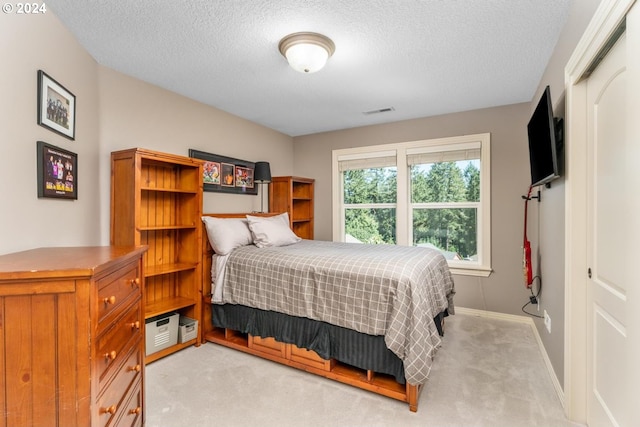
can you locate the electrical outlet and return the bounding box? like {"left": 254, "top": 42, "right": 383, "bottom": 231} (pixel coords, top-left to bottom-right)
{"left": 544, "top": 310, "right": 551, "bottom": 333}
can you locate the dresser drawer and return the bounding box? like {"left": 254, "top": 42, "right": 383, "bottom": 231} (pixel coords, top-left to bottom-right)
{"left": 97, "top": 263, "right": 141, "bottom": 327}
{"left": 96, "top": 302, "right": 142, "bottom": 389}
{"left": 96, "top": 352, "right": 142, "bottom": 427}
{"left": 113, "top": 378, "right": 143, "bottom": 427}
{"left": 289, "top": 344, "right": 335, "bottom": 371}
{"left": 248, "top": 335, "right": 287, "bottom": 359}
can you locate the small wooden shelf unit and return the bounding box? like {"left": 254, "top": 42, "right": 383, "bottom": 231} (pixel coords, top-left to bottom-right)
{"left": 111, "top": 148, "right": 203, "bottom": 364}
{"left": 269, "top": 176, "right": 314, "bottom": 239}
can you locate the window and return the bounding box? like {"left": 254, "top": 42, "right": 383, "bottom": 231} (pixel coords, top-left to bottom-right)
{"left": 341, "top": 152, "right": 397, "bottom": 244}
{"left": 332, "top": 134, "right": 491, "bottom": 276}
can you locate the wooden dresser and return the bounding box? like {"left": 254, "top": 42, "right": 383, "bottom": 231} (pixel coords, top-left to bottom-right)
{"left": 0, "top": 246, "right": 146, "bottom": 427}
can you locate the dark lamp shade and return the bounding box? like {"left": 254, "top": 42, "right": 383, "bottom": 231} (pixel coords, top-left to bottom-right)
{"left": 254, "top": 161, "right": 272, "bottom": 183}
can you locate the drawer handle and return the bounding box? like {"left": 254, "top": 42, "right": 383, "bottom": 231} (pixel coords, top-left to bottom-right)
{"left": 104, "top": 350, "right": 117, "bottom": 361}
{"left": 103, "top": 295, "right": 116, "bottom": 305}
{"left": 127, "top": 364, "right": 142, "bottom": 373}
{"left": 130, "top": 320, "right": 140, "bottom": 330}
{"left": 100, "top": 405, "right": 117, "bottom": 415}
{"left": 130, "top": 278, "right": 141, "bottom": 287}
{"left": 128, "top": 407, "right": 142, "bottom": 415}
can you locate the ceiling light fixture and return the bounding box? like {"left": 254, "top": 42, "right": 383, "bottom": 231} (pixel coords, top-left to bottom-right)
{"left": 278, "top": 32, "right": 335, "bottom": 74}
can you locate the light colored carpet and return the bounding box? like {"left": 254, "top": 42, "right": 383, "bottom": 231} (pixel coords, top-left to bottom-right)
{"left": 145, "top": 313, "right": 584, "bottom": 427}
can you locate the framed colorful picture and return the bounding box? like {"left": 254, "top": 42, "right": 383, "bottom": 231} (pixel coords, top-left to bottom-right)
{"left": 221, "top": 163, "right": 235, "bottom": 187}
{"left": 188, "top": 149, "right": 258, "bottom": 195}
{"left": 37, "top": 70, "right": 76, "bottom": 140}
{"left": 235, "top": 166, "right": 254, "bottom": 189}
{"left": 202, "top": 160, "right": 221, "bottom": 185}
{"left": 37, "top": 141, "right": 78, "bottom": 200}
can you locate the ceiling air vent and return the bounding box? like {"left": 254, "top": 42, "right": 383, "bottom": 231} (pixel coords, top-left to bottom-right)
{"left": 363, "top": 107, "right": 395, "bottom": 115}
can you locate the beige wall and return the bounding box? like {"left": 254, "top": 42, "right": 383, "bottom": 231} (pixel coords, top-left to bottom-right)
{"left": 96, "top": 67, "right": 294, "bottom": 243}
{"left": 527, "top": 0, "right": 603, "bottom": 390}
{"left": 0, "top": 11, "right": 293, "bottom": 255}
{"left": 0, "top": 11, "right": 100, "bottom": 255}
{"left": 293, "top": 103, "right": 535, "bottom": 315}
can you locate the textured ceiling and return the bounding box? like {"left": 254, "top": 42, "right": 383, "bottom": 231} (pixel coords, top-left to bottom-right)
{"left": 48, "top": 0, "right": 572, "bottom": 137}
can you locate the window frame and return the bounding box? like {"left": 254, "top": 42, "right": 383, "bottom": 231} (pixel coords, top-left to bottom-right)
{"left": 332, "top": 133, "right": 492, "bottom": 277}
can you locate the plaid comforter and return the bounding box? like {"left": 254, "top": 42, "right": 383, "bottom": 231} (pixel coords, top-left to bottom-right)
{"left": 217, "top": 239, "right": 455, "bottom": 385}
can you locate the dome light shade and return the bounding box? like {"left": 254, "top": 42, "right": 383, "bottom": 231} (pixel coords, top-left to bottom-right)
{"left": 278, "top": 32, "right": 335, "bottom": 73}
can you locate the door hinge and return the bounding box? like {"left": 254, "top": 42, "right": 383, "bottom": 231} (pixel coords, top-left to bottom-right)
{"left": 588, "top": 267, "right": 592, "bottom": 278}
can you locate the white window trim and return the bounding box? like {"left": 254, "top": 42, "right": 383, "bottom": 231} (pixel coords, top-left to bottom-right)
{"left": 332, "top": 133, "right": 492, "bottom": 277}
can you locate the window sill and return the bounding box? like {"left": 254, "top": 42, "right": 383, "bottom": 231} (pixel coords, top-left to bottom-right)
{"left": 449, "top": 266, "right": 492, "bottom": 277}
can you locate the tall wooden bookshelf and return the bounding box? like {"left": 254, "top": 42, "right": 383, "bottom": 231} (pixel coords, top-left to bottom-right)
{"left": 111, "top": 148, "right": 203, "bottom": 363}
{"left": 269, "top": 176, "right": 315, "bottom": 239}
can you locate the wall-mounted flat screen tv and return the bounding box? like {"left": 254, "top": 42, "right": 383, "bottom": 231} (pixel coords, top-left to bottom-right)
{"left": 527, "top": 85, "right": 560, "bottom": 187}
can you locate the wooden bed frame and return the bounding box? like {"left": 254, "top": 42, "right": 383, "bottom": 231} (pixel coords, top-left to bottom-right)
{"left": 199, "top": 213, "right": 423, "bottom": 412}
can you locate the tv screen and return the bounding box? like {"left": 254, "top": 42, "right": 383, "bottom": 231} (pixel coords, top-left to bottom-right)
{"left": 527, "top": 86, "right": 560, "bottom": 187}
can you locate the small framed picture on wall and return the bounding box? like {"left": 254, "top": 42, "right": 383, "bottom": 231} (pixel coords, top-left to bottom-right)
{"left": 221, "top": 163, "right": 235, "bottom": 187}
{"left": 37, "top": 70, "right": 76, "bottom": 140}
{"left": 37, "top": 141, "right": 78, "bottom": 200}
{"left": 235, "top": 166, "right": 254, "bottom": 189}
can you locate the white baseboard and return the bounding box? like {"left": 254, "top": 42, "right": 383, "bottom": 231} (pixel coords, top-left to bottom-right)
{"left": 454, "top": 307, "right": 565, "bottom": 408}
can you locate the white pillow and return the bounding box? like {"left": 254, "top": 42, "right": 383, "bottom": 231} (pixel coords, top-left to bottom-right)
{"left": 201, "top": 216, "right": 253, "bottom": 255}
{"left": 246, "top": 213, "right": 301, "bottom": 248}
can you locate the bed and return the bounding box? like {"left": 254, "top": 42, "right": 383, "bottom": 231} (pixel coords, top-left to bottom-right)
{"left": 200, "top": 212, "right": 455, "bottom": 412}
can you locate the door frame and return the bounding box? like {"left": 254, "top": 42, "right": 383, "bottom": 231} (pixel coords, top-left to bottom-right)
{"left": 564, "top": 0, "right": 636, "bottom": 422}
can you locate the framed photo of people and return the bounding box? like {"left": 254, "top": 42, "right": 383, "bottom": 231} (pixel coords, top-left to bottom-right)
{"left": 188, "top": 149, "right": 257, "bottom": 195}
{"left": 37, "top": 70, "right": 76, "bottom": 140}
{"left": 37, "top": 141, "right": 78, "bottom": 200}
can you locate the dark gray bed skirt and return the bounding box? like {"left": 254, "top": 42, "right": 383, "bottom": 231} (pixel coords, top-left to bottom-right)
{"left": 211, "top": 304, "right": 448, "bottom": 385}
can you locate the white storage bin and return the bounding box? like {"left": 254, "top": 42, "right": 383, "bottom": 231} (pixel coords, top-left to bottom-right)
{"left": 178, "top": 316, "right": 198, "bottom": 343}
{"left": 145, "top": 313, "right": 179, "bottom": 355}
